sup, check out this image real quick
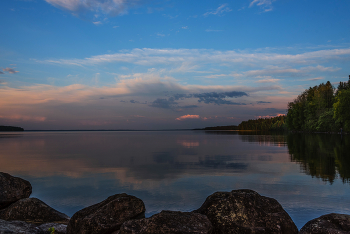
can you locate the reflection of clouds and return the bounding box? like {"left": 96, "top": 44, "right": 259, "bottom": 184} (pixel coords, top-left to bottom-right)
{"left": 177, "top": 140, "right": 199, "bottom": 148}
{"left": 2, "top": 131, "right": 350, "bottom": 230}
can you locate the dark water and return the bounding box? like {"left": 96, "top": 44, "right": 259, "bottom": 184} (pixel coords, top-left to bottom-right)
{"left": 0, "top": 131, "right": 349, "bottom": 229}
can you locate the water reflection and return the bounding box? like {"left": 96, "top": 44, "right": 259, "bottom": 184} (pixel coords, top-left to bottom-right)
{"left": 287, "top": 133, "right": 350, "bottom": 184}
{"left": 0, "top": 131, "right": 349, "bottom": 229}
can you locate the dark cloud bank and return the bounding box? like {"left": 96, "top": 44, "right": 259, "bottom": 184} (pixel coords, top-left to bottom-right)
{"left": 150, "top": 91, "right": 248, "bottom": 109}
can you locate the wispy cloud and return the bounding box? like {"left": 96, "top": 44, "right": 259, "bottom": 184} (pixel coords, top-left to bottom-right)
{"left": 93, "top": 21, "right": 102, "bottom": 25}
{"left": 2, "top": 67, "right": 19, "bottom": 74}
{"left": 45, "top": 0, "right": 141, "bottom": 16}
{"left": 255, "top": 78, "right": 280, "bottom": 83}
{"left": 307, "top": 77, "right": 324, "bottom": 81}
{"left": 203, "top": 4, "right": 232, "bottom": 17}
{"left": 249, "top": 0, "right": 276, "bottom": 12}
{"left": 40, "top": 48, "right": 350, "bottom": 68}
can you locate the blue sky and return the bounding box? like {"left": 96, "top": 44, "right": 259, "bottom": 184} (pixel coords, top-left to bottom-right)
{"left": 0, "top": 0, "right": 349, "bottom": 130}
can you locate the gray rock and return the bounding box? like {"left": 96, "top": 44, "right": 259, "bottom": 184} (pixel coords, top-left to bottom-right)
{"left": 0, "top": 172, "right": 32, "bottom": 209}
{"left": 67, "top": 193, "right": 145, "bottom": 234}
{"left": 37, "top": 223, "right": 67, "bottom": 234}
{"left": 0, "top": 198, "right": 70, "bottom": 224}
{"left": 0, "top": 219, "right": 67, "bottom": 234}
{"left": 195, "top": 189, "right": 298, "bottom": 234}
{"left": 119, "top": 210, "right": 213, "bottom": 234}
{"left": 299, "top": 213, "right": 350, "bottom": 234}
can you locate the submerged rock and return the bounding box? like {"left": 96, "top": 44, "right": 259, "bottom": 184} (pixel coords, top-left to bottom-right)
{"left": 299, "top": 213, "right": 350, "bottom": 234}
{"left": 0, "top": 219, "right": 67, "bottom": 234}
{"left": 67, "top": 193, "right": 145, "bottom": 234}
{"left": 0, "top": 198, "right": 70, "bottom": 224}
{"left": 195, "top": 189, "right": 298, "bottom": 234}
{"left": 0, "top": 172, "right": 32, "bottom": 209}
{"left": 119, "top": 210, "right": 213, "bottom": 234}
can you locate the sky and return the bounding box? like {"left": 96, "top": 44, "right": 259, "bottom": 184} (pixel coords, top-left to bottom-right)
{"left": 0, "top": 0, "right": 349, "bottom": 130}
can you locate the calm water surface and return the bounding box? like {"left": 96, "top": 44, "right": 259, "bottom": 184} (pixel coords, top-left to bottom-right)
{"left": 0, "top": 131, "right": 349, "bottom": 229}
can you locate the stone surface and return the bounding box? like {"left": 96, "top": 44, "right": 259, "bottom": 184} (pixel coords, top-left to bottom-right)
{"left": 0, "top": 198, "right": 70, "bottom": 224}
{"left": 0, "top": 219, "right": 67, "bottom": 234}
{"left": 195, "top": 189, "right": 298, "bottom": 234}
{"left": 119, "top": 210, "right": 213, "bottom": 234}
{"left": 299, "top": 213, "right": 350, "bottom": 234}
{"left": 0, "top": 172, "right": 32, "bottom": 209}
{"left": 67, "top": 193, "right": 145, "bottom": 234}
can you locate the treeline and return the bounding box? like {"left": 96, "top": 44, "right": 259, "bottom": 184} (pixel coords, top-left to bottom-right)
{"left": 0, "top": 126, "right": 24, "bottom": 131}
{"left": 238, "top": 115, "right": 286, "bottom": 131}
{"left": 198, "top": 125, "right": 239, "bottom": 130}
{"left": 287, "top": 76, "right": 350, "bottom": 132}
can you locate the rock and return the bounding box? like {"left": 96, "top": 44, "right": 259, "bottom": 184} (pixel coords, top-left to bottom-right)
{"left": 119, "top": 210, "right": 213, "bottom": 234}
{"left": 0, "top": 172, "right": 32, "bottom": 209}
{"left": 0, "top": 198, "right": 70, "bottom": 224}
{"left": 67, "top": 193, "right": 145, "bottom": 234}
{"left": 299, "top": 213, "right": 350, "bottom": 234}
{"left": 37, "top": 223, "right": 67, "bottom": 234}
{"left": 0, "top": 219, "right": 67, "bottom": 234}
{"left": 194, "top": 189, "right": 298, "bottom": 234}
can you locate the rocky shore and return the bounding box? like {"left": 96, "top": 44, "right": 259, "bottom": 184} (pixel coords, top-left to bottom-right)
{"left": 1, "top": 172, "right": 349, "bottom": 234}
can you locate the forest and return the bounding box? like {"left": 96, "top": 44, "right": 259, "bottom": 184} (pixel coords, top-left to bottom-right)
{"left": 286, "top": 76, "right": 350, "bottom": 132}
{"left": 238, "top": 76, "right": 350, "bottom": 132}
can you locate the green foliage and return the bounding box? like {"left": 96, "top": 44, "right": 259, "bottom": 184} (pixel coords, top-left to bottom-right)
{"left": 287, "top": 77, "right": 350, "bottom": 132}
{"left": 333, "top": 89, "right": 350, "bottom": 131}
{"left": 238, "top": 115, "right": 286, "bottom": 131}
{"left": 48, "top": 227, "right": 55, "bottom": 234}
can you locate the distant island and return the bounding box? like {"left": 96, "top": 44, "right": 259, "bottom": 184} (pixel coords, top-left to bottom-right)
{"left": 0, "top": 126, "right": 24, "bottom": 131}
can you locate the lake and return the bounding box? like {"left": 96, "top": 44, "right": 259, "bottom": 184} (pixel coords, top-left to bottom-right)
{"left": 0, "top": 130, "right": 349, "bottom": 229}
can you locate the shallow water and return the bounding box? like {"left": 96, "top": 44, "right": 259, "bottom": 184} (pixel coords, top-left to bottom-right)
{"left": 0, "top": 130, "right": 349, "bottom": 229}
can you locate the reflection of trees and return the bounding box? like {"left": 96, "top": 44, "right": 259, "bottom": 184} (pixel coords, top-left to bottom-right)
{"left": 287, "top": 134, "right": 350, "bottom": 184}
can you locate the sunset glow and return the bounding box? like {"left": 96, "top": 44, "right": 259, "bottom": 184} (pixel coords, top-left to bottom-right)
{"left": 1, "top": 0, "right": 349, "bottom": 129}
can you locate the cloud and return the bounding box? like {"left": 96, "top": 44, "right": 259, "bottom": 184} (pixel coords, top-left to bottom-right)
{"left": 0, "top": 71, "right": 4, "bottom": 74}
{"left": 192, "top": 91, "right": 248, "bottom": 105}
{"left": 0, "top": 115, "right": 46, "bottom": 122}
{"left": 255, "top": 78, "right": 280, "bottom": 83}
{"left": 249, "top": 0, "right": 275, "bottom": 12}
{"left": 45, "top": 0, "right": 141, "bottom": 16}
{"left": 257, "top": 101, "right": 271, "bottom": 104}
{"left": 182, "top": 26, "right": 188, "bottom": 29}
{"left": 93, "top": 21, "right": 102, "bottom": 25}
{"left": 307, "top": 77, "right": 324, "bottom": 81}
{"left": 40, "top": 48, "right": 350, "bottom": 70}
{"left": 150, "top": 91, "right": 248, "bottom": 109}
{"left": 150, "top": 98, "right": 178, "bottom": 109}
{"left": 3, "top": 67, "right": 19, "bottom": 74}
{"left": 243, "top": 65, "right": 341, "bottom": 78}
{"left": 203, "top": 4, "right": 232, "bottom": 17}
{"left": 175, "top": 114, "right": 200, "bottom": 121}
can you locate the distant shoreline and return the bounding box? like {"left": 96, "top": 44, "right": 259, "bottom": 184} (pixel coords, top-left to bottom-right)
{"left": 0, "top": 126, "right": 24, "bottom": 131}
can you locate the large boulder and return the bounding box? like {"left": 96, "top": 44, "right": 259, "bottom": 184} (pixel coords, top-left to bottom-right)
{"left": 0, "top": 219, "right": 67, "bottom": 234}
{"left": 0, "top": 198, "right": 70, "bottom": 224}
{"left": 0, "top": 172, "right": 32, "bottom": 209}
{"left": 119, "top": 210, "right": 213, "bottom": 234}
{"left": 194, "top": 189, "right": 298, "bottom": 234}
{"left": 67, "top": 193, "right": 145, "bottom": 234}
{"left": 299, "top": 213, "right": 350, "bottom": 234}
